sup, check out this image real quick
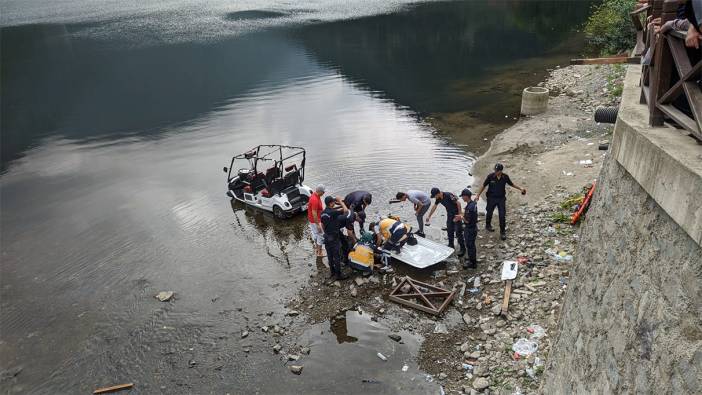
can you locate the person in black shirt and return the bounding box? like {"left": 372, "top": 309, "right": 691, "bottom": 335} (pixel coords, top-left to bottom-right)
{"left": 460, "top": 188, "right": 478, "bottom": 269}
{"left": 321, "top": 195, "right": 351, "bottom": 280}
{"left": 343, "top": 190, "right": 372, "bottom": 240}
{"left": 426, "top": 187, "right": 466, "bottom": 256}
{"left": 475, "top": 163, "right": 526, "bottom": 240}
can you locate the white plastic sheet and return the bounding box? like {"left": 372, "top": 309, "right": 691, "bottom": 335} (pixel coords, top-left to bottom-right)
{"left": 389, "top": 237, "right": 454, "bottom": 268}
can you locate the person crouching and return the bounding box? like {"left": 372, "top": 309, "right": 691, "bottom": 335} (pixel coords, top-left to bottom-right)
{"left": 370, "top": 217, "right": 411, "bottom": 254}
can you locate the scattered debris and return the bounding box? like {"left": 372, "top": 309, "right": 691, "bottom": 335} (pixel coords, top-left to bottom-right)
{"left": 433, "top": 323, "right": 449, "bottom": 334}
{"left": 512, "top": 338, "right": 539, "bottom": 358}
{"left": 388, "top": 276, "right": 456, "bottom": 315}
{"left": 93, "top": 383, "right": 134, "bottom": 394}
{"left": 376, "top": 352, "right": 388, "bottom": 361}
{"left": 155, "top": 291, "right": 174, "bottom": 302}
{"left": 289, "top": 365, "right": 303, "bottom": 375}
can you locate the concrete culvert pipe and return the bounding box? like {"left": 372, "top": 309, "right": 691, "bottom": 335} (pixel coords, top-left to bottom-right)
{"left": 520, "top": 87, "right": 549, "bottom": 116}
{"left": 594, "top": 107, "right": 619, "bottom": 124}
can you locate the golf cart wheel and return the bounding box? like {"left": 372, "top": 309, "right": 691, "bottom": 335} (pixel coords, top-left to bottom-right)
{"left": 273, "top": 205, "right": 286, "bottom": 219}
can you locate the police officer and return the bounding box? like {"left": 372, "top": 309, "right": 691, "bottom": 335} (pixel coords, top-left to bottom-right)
{"left": 321, "top": 196, "right": 351, "bottom": 280}
{"left": 426, "top": 188, "right": 466, "bottom": 256}
{"left": 475, "top": 163, "right": 526, "bottom": 240}
{"left": 344, "top": 190, "right": 372, "bottom": 238}
{"left": 460, "top": 188, "right": 478, "bottom": 269}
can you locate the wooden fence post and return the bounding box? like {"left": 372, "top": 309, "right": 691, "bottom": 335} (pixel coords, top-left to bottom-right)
{"left": 648, "top": 0, "right": 678, "bottom": 126}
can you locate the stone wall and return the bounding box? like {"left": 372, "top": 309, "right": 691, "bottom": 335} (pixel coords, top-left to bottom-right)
{"left": 542, "top": 154, "right": 702, "bottom": 394}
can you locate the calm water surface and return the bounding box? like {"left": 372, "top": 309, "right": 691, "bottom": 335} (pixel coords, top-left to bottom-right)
{"left": 1, "top": 1, "right": 592, "bottom": 393}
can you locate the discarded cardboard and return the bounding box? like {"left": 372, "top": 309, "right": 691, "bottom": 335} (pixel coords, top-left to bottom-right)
{"left": 388, "top": 276, "right": 455, "bottom": 316}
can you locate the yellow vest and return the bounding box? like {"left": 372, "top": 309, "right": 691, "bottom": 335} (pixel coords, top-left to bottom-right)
{"left": 378, "top": 218, "right": 410, "bottom": 240}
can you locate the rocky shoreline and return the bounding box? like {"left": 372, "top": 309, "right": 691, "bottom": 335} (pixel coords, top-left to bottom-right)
{"left": 256, "top": 64, "right": 623, "bottom": 394}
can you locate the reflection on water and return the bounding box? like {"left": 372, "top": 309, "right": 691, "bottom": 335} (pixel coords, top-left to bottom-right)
{"left": 1, "top": 0, "right": 593, "bottom": 392}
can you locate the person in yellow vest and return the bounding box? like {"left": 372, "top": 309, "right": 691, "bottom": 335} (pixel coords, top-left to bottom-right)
{"left": 369, "top": 216, "right": 412, "bottom": 254}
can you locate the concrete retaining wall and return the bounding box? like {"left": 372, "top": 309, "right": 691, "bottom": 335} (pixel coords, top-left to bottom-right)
{"left": 543, "top": 66, "right": 702, "bottom": 393}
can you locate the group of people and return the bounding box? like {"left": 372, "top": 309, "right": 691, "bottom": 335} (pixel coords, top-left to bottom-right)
{"left": 637, "top": 0, "right": 701, "bottom": 49}
{"left": 307, "top": 163, "right": 526, "bottom": 281}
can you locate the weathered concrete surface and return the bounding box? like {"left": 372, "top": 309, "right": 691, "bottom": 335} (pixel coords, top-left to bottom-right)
{"left": 543, "top": 155, "right": 702, "bottom": 394}
{"left": 544, "top": 64, "right": 702, "bottom": 394}
{"left": 612, "top": 65, "right": 702, "bottom": 246}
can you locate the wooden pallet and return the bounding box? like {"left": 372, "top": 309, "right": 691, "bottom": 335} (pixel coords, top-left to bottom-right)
{"left": 388, "top": 276, "right": 456, "bottom": 315}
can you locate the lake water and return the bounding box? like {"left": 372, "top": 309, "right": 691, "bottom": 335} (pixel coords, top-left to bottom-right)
{"left": 1, "top": 1, "right": 593, "bottom": 393}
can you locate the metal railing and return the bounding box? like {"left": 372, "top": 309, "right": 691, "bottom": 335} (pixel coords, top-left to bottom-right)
{"left": 636, "top": 0, "right": 702, "bottom": 141}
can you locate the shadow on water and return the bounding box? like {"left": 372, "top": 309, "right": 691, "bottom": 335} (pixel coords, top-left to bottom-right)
{"left": 293, "top": 0, "right": 594, "bottom": 119}
{"left": 1, "top": 1, "right": 594, "bottom": 171}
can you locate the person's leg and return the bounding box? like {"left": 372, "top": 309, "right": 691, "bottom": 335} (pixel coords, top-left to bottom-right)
{"left": 485, "top": 198, "right": 496, "bottom": 231}
{"left": 387, "top": 228, "right": 407, "bottom": 253}
{"left": 498, "top": 198, "right": 507, "bottom": 235}
{"left": 325, "top": 242, "right": 337, "bottom": 277}
{"left": 309, "top": 223, "right": 321, "bottom": 256}
{"left": 455, "top": 221, "right": 465, "bottom": 255}
{"left": 446, "top": 218, "right": 455, "bottom": 249}
{"left": 339, "top": 232, "right": 350, "bottom": 264}
{"left": 357, "top": 209, "right": 365, "bottom": 237}
{"left": 464, "top": 228, "right": 477, "bottom": 267}
{"left": 416, "top": 204, "right": 429, "bottom": 235}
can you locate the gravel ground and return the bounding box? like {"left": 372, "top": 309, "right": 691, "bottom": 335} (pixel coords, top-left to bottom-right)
{"left": 272, "top": 65, "right": 624, "bottom": 394}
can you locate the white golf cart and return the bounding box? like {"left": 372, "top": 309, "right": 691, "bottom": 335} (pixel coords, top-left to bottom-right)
{"left": 224, "top": 145, "right": 313, "bottom": 219}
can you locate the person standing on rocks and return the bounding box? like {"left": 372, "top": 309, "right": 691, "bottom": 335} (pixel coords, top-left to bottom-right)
{"left": 426, "top": 188, "right": 465, "bottom": 256}
{"left": 474, "top": 163, "right": 526, "bottom": 240}
{"left": 395, "top": 190, "right": 431, "bottom": 237}
{"left": 308, "top": 184, "right": 326, "bottom": 257}
{"left": 460, "top": 188, "right": 478, "bottom": 269}
{"left": 320, "top": 195, "right": 351, "bottom": 281}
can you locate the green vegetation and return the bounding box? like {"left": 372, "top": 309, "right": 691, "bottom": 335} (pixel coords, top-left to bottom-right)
{"left": 606, "top": 63, "right": 627, "bottom": 97}
{"left": 584, "top": 0, "right": 638, "bottom": 55}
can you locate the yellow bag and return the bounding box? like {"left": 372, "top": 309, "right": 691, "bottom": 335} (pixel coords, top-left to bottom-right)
{"left": 348, "top": 244, "right": 374, "bottom": 272}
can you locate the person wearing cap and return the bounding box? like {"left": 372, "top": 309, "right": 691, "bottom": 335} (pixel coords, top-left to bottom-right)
{"left": 343, "top": 190, "right": 372, "bottom": 236}
{"left": 308, "top": 184, "right": 326, "bottom": 257}
{"left": 425, "top": 188, "right": 466, "bottom": 256}
{"left": 320, "top": 195, "right": 351, "bottom": 280}
{"left": 395, "top": 190, "right": 431, "bottom": 237}
{"left": 460, "top": 188, "right": 478, "bottom": 269}
{"left": 474, "top": 163, "right": 526, "bottom": 240}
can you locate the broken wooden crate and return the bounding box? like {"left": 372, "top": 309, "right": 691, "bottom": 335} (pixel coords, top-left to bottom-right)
{"left": 388, "top": 276, "right": 456, "bottom": 315}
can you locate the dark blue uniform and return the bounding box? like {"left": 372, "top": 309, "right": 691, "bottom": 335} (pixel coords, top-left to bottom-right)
{"left": 483, "top": 172, "right": 514, "bottom": 233}
{"left": 321, "top": 208, "right": 352, "bottom": 277}
{"left": 344, "top": 191, "right": 372, "bottom": 233}
{"left": 436, "top": 192, "right": 465, "bottom": 252}
{"left": 462, "top": 200, "right": 478, "bottom": 267}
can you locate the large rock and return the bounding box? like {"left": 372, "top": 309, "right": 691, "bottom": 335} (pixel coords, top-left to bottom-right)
{"left": 473, "top": 377, "right": 489, "bottom": 390}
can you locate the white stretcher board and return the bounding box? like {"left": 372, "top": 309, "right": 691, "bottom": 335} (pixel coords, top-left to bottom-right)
{"left": 387, "top": 237, "right": 455, "bottom": 269}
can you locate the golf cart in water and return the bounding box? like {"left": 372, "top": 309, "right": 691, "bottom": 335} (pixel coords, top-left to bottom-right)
{"left": 224, "top": 145, "right": 313, "bottom": 219}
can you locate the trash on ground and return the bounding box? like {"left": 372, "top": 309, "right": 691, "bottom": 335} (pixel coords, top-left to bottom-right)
{"left": 376, "top": 352, "right": 388, "bottom": 361}
{"left": 155, "top": 291, "right": 174, "bottom": 302}
{"left": 289, "top": 365, "right": 303, "bottom": 375}
{"left": 93, "top": 383, "right": 134, "bottom": 394}
{"left": 388, "top": 334, "right": 402, "bottom": 342}
{"left": 402, "top": 364, "right": 409, "bottom": 372}
{"left": 527, "top": 324, "right": 546, "bottom": 339}
{"left": 388, "top": 276, "right": 456, "bottom": 315}
{"left": 433, "top": 323, "right": 449, "bottom": 334}
{"left": 512, "top": 338, "right": 538, "bottom": 357}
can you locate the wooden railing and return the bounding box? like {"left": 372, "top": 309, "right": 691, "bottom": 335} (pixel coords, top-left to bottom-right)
{"left": 637, "top": 0, "right": 702, "bottom": 141}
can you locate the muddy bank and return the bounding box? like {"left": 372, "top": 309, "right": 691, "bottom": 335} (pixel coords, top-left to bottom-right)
{"left": 281, "top": 64, "right": 624, "bottom": 394}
